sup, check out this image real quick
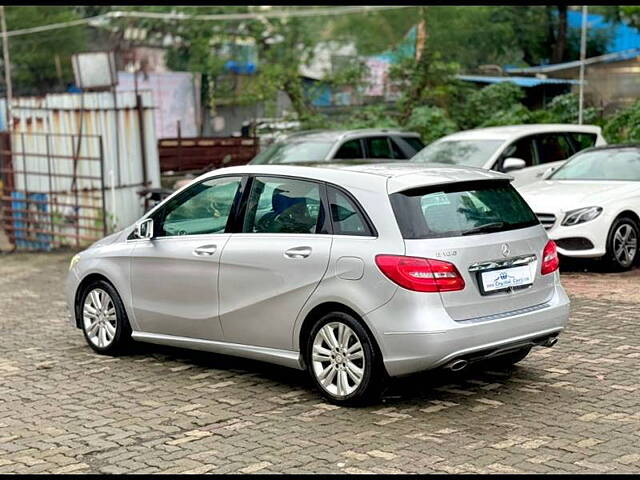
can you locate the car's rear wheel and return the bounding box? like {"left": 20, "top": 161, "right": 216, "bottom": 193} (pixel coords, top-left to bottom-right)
{"left": 79, "top": 280, "right": 131, "bottom": 355}
{"left": 306, "top": 312, "right": 384, "bottom": 406}
{"left": 605, "top": 216, "right": 639, "bottom": 271}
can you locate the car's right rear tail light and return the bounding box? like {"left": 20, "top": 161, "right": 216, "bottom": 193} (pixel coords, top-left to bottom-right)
{"left": 541, "top": 240, "right": 560, "bottom": 275}
{"left": 375, "top": 255, "right": 465, "bottom": 292}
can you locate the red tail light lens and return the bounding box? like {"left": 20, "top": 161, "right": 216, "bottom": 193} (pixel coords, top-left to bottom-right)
{"left": 375, "top": 255, "right": 465, "bottom": 292}
{"left": 541, "top": 240, "right": 559, "bottom": 275}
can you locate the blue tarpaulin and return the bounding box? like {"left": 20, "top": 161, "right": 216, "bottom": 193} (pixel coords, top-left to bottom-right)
{"left": 11, "top": 191, "right": 52, "bottom": 251}
{"left": 456, "top": 75, "right": 582, "bottom": 88}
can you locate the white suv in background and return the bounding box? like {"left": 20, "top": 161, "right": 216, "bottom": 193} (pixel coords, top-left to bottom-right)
{"left": 411, "top": 124, "right": 606, "bottom": 187}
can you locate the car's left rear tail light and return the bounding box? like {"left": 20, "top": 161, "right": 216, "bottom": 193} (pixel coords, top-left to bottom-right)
{"left": 541, "top": 240, "right": 560, "bottom": 275}
{"left": 375, "top": 255, "right": 465, "bottom": 292}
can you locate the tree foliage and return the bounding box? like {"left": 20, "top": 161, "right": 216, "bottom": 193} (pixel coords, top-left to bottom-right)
{"left": 604, "top": 99, "right": 640, "bottom": 144}
{"left": 4, "top": 6, "right": 87, "bottom": 95}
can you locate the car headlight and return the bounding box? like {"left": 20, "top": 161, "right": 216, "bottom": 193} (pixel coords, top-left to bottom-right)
{"left": 69, "top": 254, "right": 80, "bottom": 271}
{"left": 561, "top": 206, "right": 603, "bottom": 226}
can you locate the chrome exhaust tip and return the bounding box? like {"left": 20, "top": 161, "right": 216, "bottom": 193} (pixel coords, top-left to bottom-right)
{"left": 544, "top": 337, "right": 558, "bottom": 348}
{"left": 446, "top": 359, "right": 468, "bottom": 372}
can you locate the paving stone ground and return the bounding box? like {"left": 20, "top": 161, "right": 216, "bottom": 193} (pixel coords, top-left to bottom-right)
{"left": 1, "top": 252, "right": 639, "bottom": 474}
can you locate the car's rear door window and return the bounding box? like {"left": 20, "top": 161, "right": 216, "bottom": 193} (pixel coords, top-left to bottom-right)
{"left": 390, "top": 181, "right": 538, "bottom": 239}
{"left": 401, "top": 136, "right": 425, "bottom": 153}
{"left": 242, "top": 176, "right": 327, "bottom": 234}
{"left": 365, "top": 137, "right": 393, "bottom": 159}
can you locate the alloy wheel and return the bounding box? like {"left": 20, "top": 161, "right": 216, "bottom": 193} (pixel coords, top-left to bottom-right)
{"left": 311, "top": 322, "right": 365, "bottom": 397}
{"left": 83, "top": 288, "right": 117, "bottom": 349}
{"left": 613, "top": 223, "right": 637, "bottom": 268}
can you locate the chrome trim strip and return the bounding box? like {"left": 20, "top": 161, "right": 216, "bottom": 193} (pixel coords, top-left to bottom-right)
{"left": 131, "top": 332, "right": 304, "bottom": 370}
{"left": 456, "top": 301, "right": 551, "bottom": 324}
{"left": 468, "top": 254, "right": 537, "bottom": 272}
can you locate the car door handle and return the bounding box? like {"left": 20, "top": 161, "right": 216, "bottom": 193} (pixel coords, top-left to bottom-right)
{"left": 284, "top": 246, "right": 312, "bottom": 259}
{"left": 193, "top": 244, "right": 217, "bottom": 256}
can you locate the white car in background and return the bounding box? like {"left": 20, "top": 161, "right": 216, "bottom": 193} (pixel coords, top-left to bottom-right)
{"left": 520, "top": 145, "right": 640, "bottom": 270}
{"left": 410, "top": 124, "right": 606, "bottom": 187}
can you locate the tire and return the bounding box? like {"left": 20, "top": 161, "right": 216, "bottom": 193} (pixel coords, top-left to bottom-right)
{"left": 305, "top": 311, "right": 385, "bottom": 406}
{"left": 605, "top": 216, "right": 639, "bottom": 271}
{"left": 78, "top": 279, "right": 132, "bottom": 355}
{"left": 491, "top": 346, "right": 532, "bottom": 368}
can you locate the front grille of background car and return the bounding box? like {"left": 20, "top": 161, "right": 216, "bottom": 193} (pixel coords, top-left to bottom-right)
{"left": 536, "top": 213, "right": 556, "bottom": 231}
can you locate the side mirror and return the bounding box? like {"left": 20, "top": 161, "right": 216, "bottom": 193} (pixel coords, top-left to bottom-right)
{"left": 542, "top": 166, "right": 558, "bottom": 179}
{"left": 135, "top": 218, "right": 154, "bottom": 240}
{"left": 502, "top": 157, "right": 527, "bottom": 173}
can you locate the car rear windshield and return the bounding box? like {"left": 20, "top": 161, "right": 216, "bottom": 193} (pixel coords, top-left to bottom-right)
{"left": 390, "top": 180, "right": 539, "bottom": 239}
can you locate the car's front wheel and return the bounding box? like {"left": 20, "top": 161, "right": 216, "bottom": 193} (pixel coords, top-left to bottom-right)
{"left": 79, "top": 279, "right": 131, "bottom": 355}
{"left": 605, "top": 216, "right": 639, "bottom": 271}
{"left": 306, "top": 312, "right": 385, "bottom": 406}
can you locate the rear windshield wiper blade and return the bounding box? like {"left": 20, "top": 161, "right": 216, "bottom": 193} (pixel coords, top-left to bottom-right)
{"left": 461, "top": 221, "right": 506, "bottom": 236}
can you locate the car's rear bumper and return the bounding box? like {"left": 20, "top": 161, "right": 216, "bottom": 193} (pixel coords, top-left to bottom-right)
{"left": 366, "top": 283, "right": 570, "bottom": 377}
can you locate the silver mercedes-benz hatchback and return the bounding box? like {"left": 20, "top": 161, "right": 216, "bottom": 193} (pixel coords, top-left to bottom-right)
{"left": 66, "top": 164, "right": 570, "bottom": 405}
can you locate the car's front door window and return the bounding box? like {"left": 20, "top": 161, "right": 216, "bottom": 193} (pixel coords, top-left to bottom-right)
{"left": 499, "top": 136, "right": 536, "bottom": 170}
{"left": 536, "top": 134, "right": 574, "bottom": 163}
{"left": 334, "top": 139, "right": 364, "bottom": 159}
{"left": 154, "top": 176, "right": 242, "bottom": 237}
{"left": 242, "top": 177, "right": 325, "bottom": 234}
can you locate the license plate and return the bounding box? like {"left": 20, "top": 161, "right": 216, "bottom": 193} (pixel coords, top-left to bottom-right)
{"left": 480, "top": 264, "right": 533, "bottom": 293}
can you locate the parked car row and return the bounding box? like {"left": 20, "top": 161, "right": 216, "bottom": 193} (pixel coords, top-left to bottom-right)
{"left": 244, "top": 124, "right": 638, "bottom": 270}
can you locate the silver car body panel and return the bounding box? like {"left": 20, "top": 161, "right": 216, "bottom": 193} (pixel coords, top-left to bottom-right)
{"left": 66, "top": 163, "right": 570, "bottom": 377}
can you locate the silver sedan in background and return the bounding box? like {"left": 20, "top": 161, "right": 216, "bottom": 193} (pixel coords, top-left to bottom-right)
{"left": 66, "top": 164, "right": 569, "bottom": 405}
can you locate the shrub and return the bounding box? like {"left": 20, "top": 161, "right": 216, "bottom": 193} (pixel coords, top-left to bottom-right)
{"left": 604, "top": 99, "right": 640, "bottom": 143}
{"left": 405, "top": 105, "right": 458, "bottom": 143}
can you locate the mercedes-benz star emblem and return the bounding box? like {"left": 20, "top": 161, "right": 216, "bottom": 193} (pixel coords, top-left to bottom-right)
{"left": 501, "top": 243, "right": 510, "bottom": 257}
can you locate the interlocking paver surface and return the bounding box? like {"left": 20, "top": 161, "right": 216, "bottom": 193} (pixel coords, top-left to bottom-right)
{"left": 1, "top": 252, "right": 639, "bottom": 473}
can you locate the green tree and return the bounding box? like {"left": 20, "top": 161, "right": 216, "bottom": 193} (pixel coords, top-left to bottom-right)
{"left": 456, "top": 82, "right": 526, "bottom": 129}
{"left": 107, "top": 6, "right": 336, "bottom": 121}
{"left": 604, "top": 99, "right": 640, "bottom": 143}
{"left": 4, "top": 6, "right": 87, "bottom": 95}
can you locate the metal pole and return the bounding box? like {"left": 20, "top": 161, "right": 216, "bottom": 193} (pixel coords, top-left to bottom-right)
{"left": 578, "top": 5, "right": 588, "bottom": 125}
{"left": 98, "top": 136, "right": 107, "bottom": 236}
{"left": 0, "top": 6, "right": 12, "bottom": 131}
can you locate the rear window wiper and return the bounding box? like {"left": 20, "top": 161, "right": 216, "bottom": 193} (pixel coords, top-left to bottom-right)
{"left": 461, "top": 221, "right": 506, "bottom": 236}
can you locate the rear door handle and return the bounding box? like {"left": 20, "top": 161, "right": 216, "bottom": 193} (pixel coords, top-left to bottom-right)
{"left": 284, "top": 246, "right": 312, "bottom": 259}
{"left": 193, "top": 244, "right": 217, "bottom": 256}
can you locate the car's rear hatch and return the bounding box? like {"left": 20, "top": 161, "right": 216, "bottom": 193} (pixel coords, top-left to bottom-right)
{"left": 389, "top": 178, "right": 555, "bottom": 321}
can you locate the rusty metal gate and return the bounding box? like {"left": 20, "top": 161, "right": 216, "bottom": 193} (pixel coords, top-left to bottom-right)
{"left": 0, "top": 131, "right": 107, "bottom": 251}
{"left": 158, "top": 136, "right": 259, "bottom": 173}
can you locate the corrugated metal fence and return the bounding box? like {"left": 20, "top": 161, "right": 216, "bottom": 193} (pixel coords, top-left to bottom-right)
{"left": 0, "top": 91, "right": 160, "bottom": 249}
